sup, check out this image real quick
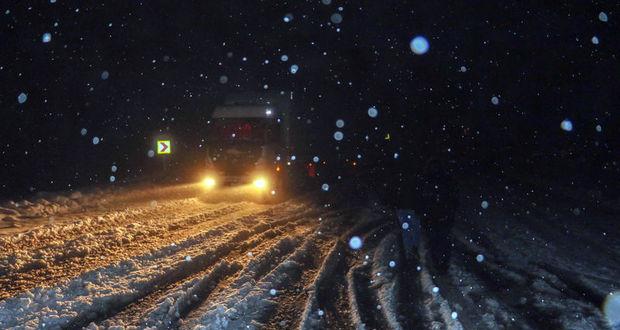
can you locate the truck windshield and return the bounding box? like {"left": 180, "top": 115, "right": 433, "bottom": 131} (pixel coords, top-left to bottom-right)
{"left": 208, "top": 118, "right": 279, "bottom": 145}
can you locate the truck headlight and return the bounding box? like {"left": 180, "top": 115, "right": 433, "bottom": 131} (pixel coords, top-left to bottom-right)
{"left": 253, "top": 177, "right": 268, "bottom": 190}
{"left": 202, "top": 177, "right": 216, "bottom": 189}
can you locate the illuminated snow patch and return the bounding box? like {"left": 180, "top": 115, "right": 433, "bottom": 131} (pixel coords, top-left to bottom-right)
{"left": 17, "top": 92, "right": 27, "bottom": 104}
{"left": 333, "top": 131, "right": 344, "bottom": 141}
{"left": 336, "top": 119, "right": 345, "bottom": 128}
{"left": 321, "top": 183, "right": 329, "bottom": 191}
{"left": 561, "top": 119, "right": 573, "bottom": 132}
{"left": 330, "top": 13, "right": 343, "bottom": 24}
{"left": 604, "top": 292, "right": 620, "bottom": 328}
{"left": 101, "top": 71, "right": 109, "bottom": 80}
{"left": 599, "top": 12, "right": 608, "bottom": 22}
{"left": 491, "top": 96, "right": 499, "bottom": 105}
{"left": 476, "top": 254, "right": 485, "bottom": 263}
{"left": 349, "top": 236, "right": 362, "bottom": 250}
{"left": 92, "top": 137, "right": 100, "bottom": 145}
{"left": 481, "top": 200, "right": 489, "bottom": 209}
{"left": 42, "top": 32, "right": 52, "bottom": 43}
{"left": 290, "top": 64, "right": 299, "bottom": 74}
{"left": 80, "top": 128, "right": 87, "bottom": 136}
{"left": 410, "top": 36, "right": 429, "bottom": 55}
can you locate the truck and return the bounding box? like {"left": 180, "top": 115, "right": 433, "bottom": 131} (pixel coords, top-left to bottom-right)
{"left": 202, "top": 91, "right": 293, "bottom": 195}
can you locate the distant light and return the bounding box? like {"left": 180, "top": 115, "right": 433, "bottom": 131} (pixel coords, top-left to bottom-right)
{"left": 491, "top": 96, "right": 499, "bottom": 105}
{"left": 42, "top": 32, "right": 52, "bottom": 43}
{"left": 265, "top": 109, "right": 273, "bottom": 116}
{"left": 599, "top": 12, "right": 609, "bottom": 22}
{"left": 280, "top": 54, "right": 288, "bottom": 62}
{"left": 592, "top": 36, "right": 600, "bottom": 45}
{"left": 481, "top": 200, "right": 489, "bottom": 209}
{"left": 596, "top": 124, "right": 602, "bottom": 132}
{"left": 80, "top": 128, "right": 87, "bottom": 136}
{"left": 283, "top": 13, "right": 293, "bottom": 23}
{"left": 561, "top": 119, "right": 573, "bottom": 132}
{"left": 349, "top": 236, "right": 362, "bottom": 250}
{"left": 330, "top": 13, "right": 343, "bottom": 24}
{"left": 101, "top": 71, "right": 109, "bottom": 80}
{"left": 219, "top": 75, "right": 228, "bottom": 84}
{"left": 476, "top": 254, "right": 485, "bottom": 263}
{"left": 333, "top": 131, "right": 344, "bottom": 141}
{"left": 92, "top": 137, "right": 100, "bottom": 145}
{"left": 321, "top": 183, "right": 329, "bottom": 191}
{"left": 313, "top": 156, "right": 319, "bottom": 163}
{"left": 290, "top": 64, "right": 299, "bottom": 74}
{"left": 368, "top": 106, "right": 378, "bottom": 118}
{"left": 17, "top": 92, "right": 27, "bottom": 104}
{"left": 336, "top": 119, "right": 345, "bottom": 128}
{"left": 410, "top": 36, "right": 429, "bottom": 55}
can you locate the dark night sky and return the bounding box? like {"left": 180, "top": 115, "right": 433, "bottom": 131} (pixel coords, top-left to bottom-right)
{"left": 1, "top": 1, "right": 619, "bottom": 198}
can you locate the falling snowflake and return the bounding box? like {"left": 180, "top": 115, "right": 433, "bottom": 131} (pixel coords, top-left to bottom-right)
{"left": 336, "top": 119, "right": 345, "bottom": 128}
{"left": 432, "top": 286, "right": 439, "bottom": 293}
{"left": 283, "top": 13, "right": 293, "bottom": 23}
{"left": 389, "top": 261, "right": 396, "bottom": 268}
{"left": 476, "top": 254, "right": 485, "bottom": 263}
{"left": 147, "top": 150, "right": 155, "bottom": 158}
{"left": 290, "top": 64, "right": 299, "bottom": 74}
{"left": 219, "top": 75, "right": 228, "bottom": 84}
{"left": 17, "top": 92, "right": 27, "bottom": 104}
{"left": 269, "top": 288, "right": 277, "bottom": 296}
{"left": 367, "top": 106, "right": 378, "bottom": 118}
{"left": 410, "top": 36, "right": 429, "bottom": 55}
{"left": 596, "top": 124, "right": 602, "bottom": 132}
{"left": 599, "top": 12, "right": 608, "bottom": 23}
{"left": 402, "top": 222, "right": 409, "bottom": 230}
{"left": 321, "top": 183, "right": 330, "bottom": 191}
{"left": 451, "top": 312, "right": 458, "bottom": 320}
{"left": 561, "top": 119, "right": 573, "bottom": 132}
{"left": 100, "top": 71, "right": 109, "bottom": 80}
{"left": 591, "top": 36, "right": 600, "bottom": 45}
{"left": 481, "top": 200, "right": 489, "bottom": 209}
{"left": 330, "top": 13, "right": 343, "bottom": 24}
{"left": 111, "top": 165, "right": 118, "bottom": 172}
{"left": 321, "top": 0, "right": 332, "bottom": 4}
{"left": 184, "top": 256, "right": 191, "bottom": 262}
{"left": 280, "top": 55, "right": 288, "bottom": 62}
{"left": 92, "top": 137, "right": 100, "bottom": 145}
{"left": 349, "top": 236, "right": 363, "bottom": 250}
{"left": 80, "top": 128, "right": 87, "bottom": 136}
{"left": 109, "top": 176, "right": 116, "bottom": 183}
{"left": 459, "top": 66, "right": 467, "bottom": 72}
{"left": 333, "top": 131, "right": 344, "bottom": 141}
{"left": 42, "top": 32, "right": 52, "bottom": 43}
{"left": 313, "top": 156, "right": 320, "bottom": 163}
{"left": 491, "top": 96, "right": 499, "bottom": 105}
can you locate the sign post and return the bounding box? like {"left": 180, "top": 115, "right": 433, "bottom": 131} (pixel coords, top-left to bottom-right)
{"left": 156, "top": 139, "right": 172, "bottom": 172}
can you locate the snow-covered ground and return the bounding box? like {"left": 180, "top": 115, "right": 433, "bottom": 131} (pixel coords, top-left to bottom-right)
{"left": 0, "top": 182, "right": 618, "bottom": 329}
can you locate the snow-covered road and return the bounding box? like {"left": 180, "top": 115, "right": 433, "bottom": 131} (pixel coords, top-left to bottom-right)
{"left": 0, "top": 183, "right": 618, "bottom": 329}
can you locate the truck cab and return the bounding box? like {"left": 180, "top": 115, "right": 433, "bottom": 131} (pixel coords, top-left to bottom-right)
{"left": 203, "top": 92, "right": 291, "bottom": 193}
